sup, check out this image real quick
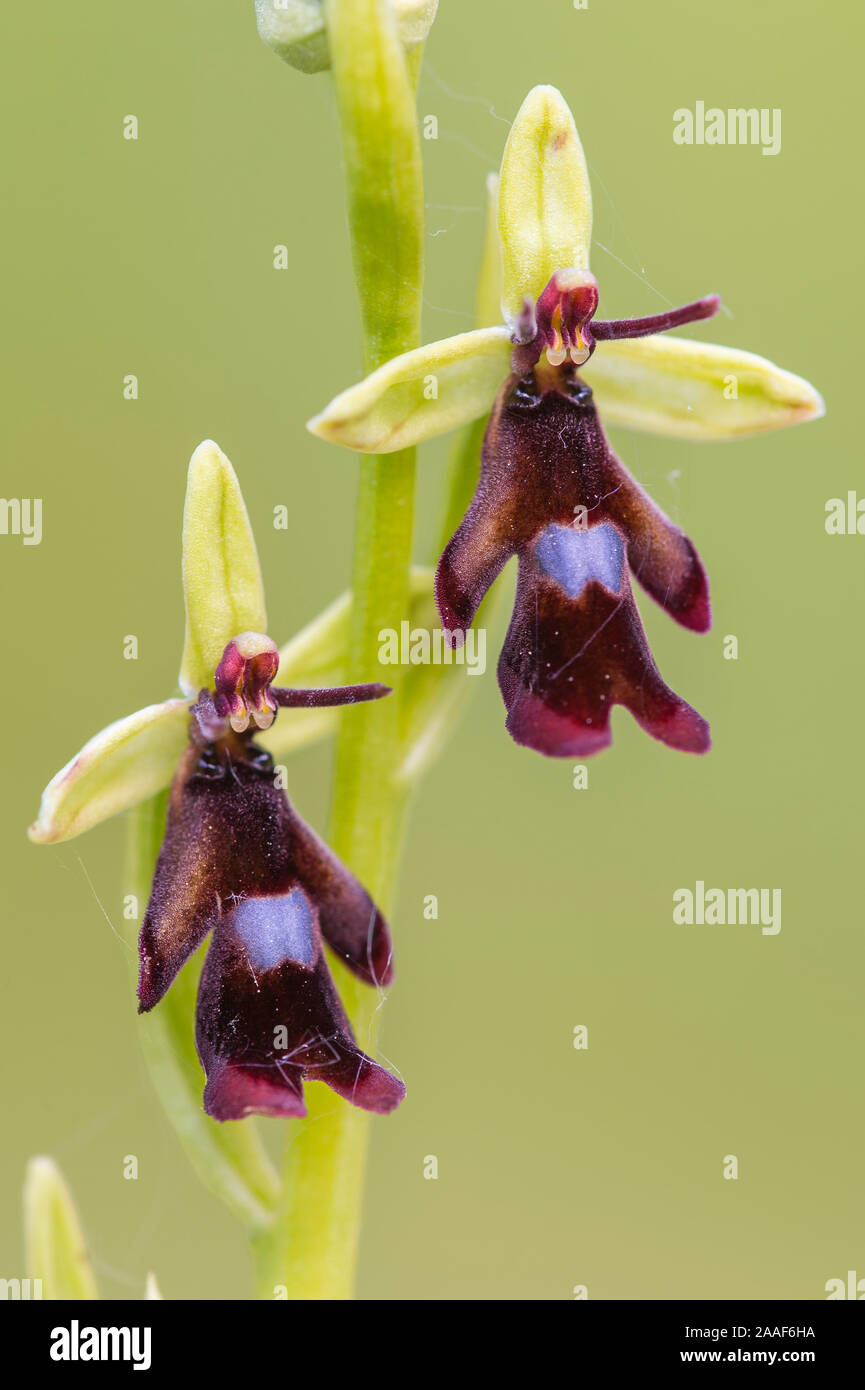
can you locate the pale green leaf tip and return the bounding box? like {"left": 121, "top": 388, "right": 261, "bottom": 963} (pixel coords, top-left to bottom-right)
{"left": 180, "top": 439, "right": 267, "bottom": 697}
{"left": 255, "top": 0, "right": 438, "bottom": 75}
{"left": 26, "top": 1154, "right": 57, "bottom": 1191}
{"left": 25, "top": 1156, "right": 62, "bottom": 1226}
{"left": 25, "top": 1155, "right": 99, "bottom": 1301}
{"left": 145, "top": 1272, "right": 163, "bottom": 1300}
{"left": 784, "top": 373, "right": 825, "bottom": 422}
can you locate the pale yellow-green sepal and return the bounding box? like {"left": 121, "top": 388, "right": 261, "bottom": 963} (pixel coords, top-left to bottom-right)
{"left": 255, "top": 0, "right": 438, "bottom": 75}
{"left": 307, "top": 327, "right": 511, "bottom": 454}
{"left": 179, "top": 441, "right": 267, "bottom": 697}
{"left": 24, "top": 1157, "right": 99, "bottom": 1300}
{"left": 475, "top": 173, "right": 503, "bottom": 328}
{"left": 498, "top": 85, "right": 592, "bottom": 328}
{"left": 28, "top": 699, "right": 189, "bottom": 845}
{"left": 584, "top": 335, "right": 825, "bottom": 440}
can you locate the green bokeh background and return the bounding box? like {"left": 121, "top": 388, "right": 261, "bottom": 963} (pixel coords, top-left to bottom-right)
{"left": 1, "top": 0, "right": 861, "bottom": 1300}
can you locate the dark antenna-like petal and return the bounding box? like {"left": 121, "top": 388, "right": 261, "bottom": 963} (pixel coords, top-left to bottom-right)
{"left": 272, "top": 683, "right": 391, "bottom": 708}
{"left": 592, "top": 294, "right": 720, "bottom": 342}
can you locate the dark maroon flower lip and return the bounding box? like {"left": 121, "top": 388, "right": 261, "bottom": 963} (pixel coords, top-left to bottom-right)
{"left": 498, "top": 520, "right": 710, "bottom": 758}
{"left": 138, "top": 733, "right": 395, "bottom": 1012}
{"left": 196, "top": 889, "right": 404, "bottom": 1122}
{"left": 436, "top": 308, "right": 713, "bottom": 758}
{"left": 136, "top": 642, "right": 402, "bottom": 1120}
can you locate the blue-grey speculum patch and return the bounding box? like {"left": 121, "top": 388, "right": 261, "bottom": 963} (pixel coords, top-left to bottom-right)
{"left": 534, "top": 521, "right": 625, "bottom": 598}
{"left": 234, "top": 888, "right": 318, "bottom": 971}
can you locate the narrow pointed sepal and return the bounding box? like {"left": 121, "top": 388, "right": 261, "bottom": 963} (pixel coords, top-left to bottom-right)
{"left": 196, "top": 901, "right": 403, "bottom": 1122}
{"left": 179, "top": 442, "right": 268, "bottom": 698}
{"left": 307, "top": 328, "right": 511, "bottom": 454}
{"left": 28, "top": 699, "right": 189, "bottom": 845}
{"left": 583, "top": 334, "right": 825, "bottom": 440}
{"left": 498, "top": 85, "right": 592, "bottom": 327}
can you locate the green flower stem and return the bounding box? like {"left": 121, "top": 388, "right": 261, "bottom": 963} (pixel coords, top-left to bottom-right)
{"left": 250, "top": 807, "right": 409, "bottom": 1302}
{"left": 252, "top": 0, "right": 425, "bottom": 1299}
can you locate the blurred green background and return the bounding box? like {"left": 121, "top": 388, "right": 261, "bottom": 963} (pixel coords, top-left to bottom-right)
{"left": 1, "top": 0, "right": 861, "bottom": 1300}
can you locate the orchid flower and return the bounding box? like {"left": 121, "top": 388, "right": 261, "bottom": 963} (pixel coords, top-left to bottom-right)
{"left": 29, "top": 441, "right": 404, "bottom": 1120}
{"left": 308, "top": 86, "right": 824, "bottom": 757}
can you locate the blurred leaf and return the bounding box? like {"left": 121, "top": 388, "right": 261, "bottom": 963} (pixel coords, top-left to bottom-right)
{"left": 24, "top": 1157, "right": 99, "bottom": 1300}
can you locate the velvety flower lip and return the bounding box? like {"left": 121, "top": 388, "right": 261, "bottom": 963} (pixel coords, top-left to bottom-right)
{"left": 140, "top": 638, "right": 395, "bottom": 1013}
{"left": 145, "top": 731, "right": 402, "bottom": 1121}
{"left": 139, "top": 634, "right": 400, "bottom": 1122}
{"left": 499, "top": 519, "right": 710, "bottom": 758}
{"left": 433, "top": 276, "right": 719, "bottom": 757}
{"left": 30, "top": 442, "right": 405, "bottom": 1126}
{"left": 437, "top": 366, "right": 711, "bottom": 756}
{"left": 197, "top": 885, "right": 404, "bottom": 1121}
{"left": 137, "top": 733, "right": 396, "bottom": 1012}
{"left": 309, "top": 86, "right": 822, "bottom": 760}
